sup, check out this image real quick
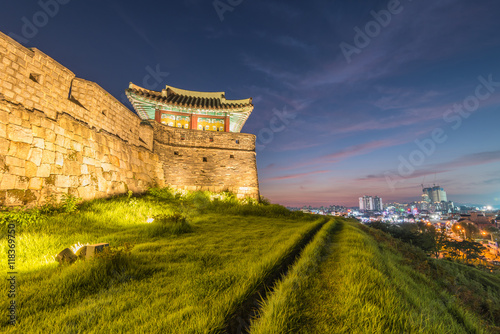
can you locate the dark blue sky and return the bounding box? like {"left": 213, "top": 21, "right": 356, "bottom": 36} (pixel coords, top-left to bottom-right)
{"left": 2, "top": 0, "right": 500, "bottom": 207}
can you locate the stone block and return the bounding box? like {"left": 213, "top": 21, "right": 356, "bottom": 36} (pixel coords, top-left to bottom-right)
{"left": 28, "top": 147, "right": 43, "bottom": 166}
{"left": 81, "top": 164, "right": 89, "bottom": 174}
{"left": 6, "top": 155, "right": 25, "bottom": 169}
{"left": 55, "top": 134, "right": 65, "bottom": 147}
{"left": 79, "top": 174, "right": 92, "bottom": 187}
{"left": 50, "top": 164, "right": 63, "bottom": 175}
{"left": 41, "top": 150, "right": 55, "bottom": 164}
{"left": 37, "top": 164, "right": 51, "bottom": 178}
{"left": 83, "top": 146, "right": 94, "bottom": 158}
{"left": 32, "top": 127, "right": 45, "bottom": 140}
{"left": 75, "top": 243, "right": 110, "bottom": 260}
{"left": 82, "top": 156, "right": 94, "bottom": 165}
{"left": 55, "top": 152, "right": 64, "bottom": 166}
{"left": 54, "top": 125, "right": 65, "bottom": 136}
{"left": 77, "top": 185, "right": 95, "bottom": 200}
{"left": 32, "top": 137, "right": 45, "bottom": 149}
{"left": 101, "top": 162, "right": 113, "bottom": 172}
{"left": 0, "top": 138, "right": 8, "bottom": 155}
{"left": 70, "top": 140, "right": 82, "bottom": 152}
{"left": 14, "top": 175, "right": 29, "bottom": 189}
{"left": 0, "top": 174, "right": 16, "bottom": 190}
{"left": 45, "top": 141, "right": 54, "bottom": 151}
{"left": 64, "top": 160, "right": 80, "bottom": 176}
{"left": 8, "top": 112, "right": 22, "bottom": 126}
{"left": 55, "top": 175, "right": 71, "bottom": 188}
{"left": 25, "top": 161, "right": 37, "bottom": 178}
{"left": 45, "top": 128, "right": 56, "bottom": 142}
{"left": 54, "top": 145, "right": 67, "bottom": 154}
{"left": 30, "top": 113, "right": 42, "bottom": 127}
{"left": 0, "top": 110, "right": 9, "bottom": 125}
{"left": 56, "top": 248, "right": 77, "bottom": 265}
{"left": 8, "top": 141, "right": 31, "bottom": 160}
{"left": 109, "top": 155, "right": 120, "bottom": 167}
{"left": 28, "top": 177, "right": 43, "bottom": 190}
{"left": 7, "top": 124, "right": 33, "bottom": 144}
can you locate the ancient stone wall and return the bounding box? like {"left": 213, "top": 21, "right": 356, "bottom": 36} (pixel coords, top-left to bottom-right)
{"left": 0, "top": 31, "right": 163, "bottom": 206}
{"left": 0, "top": 30, "right": 259, "bottom": 206}
{"left": 153, "top": 122, "right": 259, "bottom": 199}
{"left": 0, "top": 99, "right": 164, "bottom": 206}
{"left": 0, "top": 31, "right": 153, "bottom": 151}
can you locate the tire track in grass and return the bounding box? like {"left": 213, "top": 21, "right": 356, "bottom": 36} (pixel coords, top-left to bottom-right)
{"left": 247, "top": 218, "right": 342, "bottom": 334}
{"left": 253, "top": 220, "right": 485, "bottom": 334}
{"left": 224, "top": 217, "right": 330, "bottom": 334}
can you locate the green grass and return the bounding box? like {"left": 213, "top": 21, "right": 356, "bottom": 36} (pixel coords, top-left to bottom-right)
{"left": 2, "top": 190, "right": 498, "bottom": 333}
{"left": 251, "top": 219, "right": 488, "bottom": 334}
{"left": 249, "top": 217, "right": 339, "bottom": 334}
{"left": 0, "top": 190, "right": 320, "bottom": 333}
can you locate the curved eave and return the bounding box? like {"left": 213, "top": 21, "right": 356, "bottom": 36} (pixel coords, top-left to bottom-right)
{"left": 126, "top": 89, "right": 253, "bottom": 133}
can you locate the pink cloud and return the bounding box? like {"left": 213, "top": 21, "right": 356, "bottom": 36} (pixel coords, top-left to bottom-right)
{"left": 263, "top": 170, "right": 330, "bottom": 182}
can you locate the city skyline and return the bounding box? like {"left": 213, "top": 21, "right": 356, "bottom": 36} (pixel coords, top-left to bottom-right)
{"left": 2, "top": 1, "right": 499, "bottom": 207}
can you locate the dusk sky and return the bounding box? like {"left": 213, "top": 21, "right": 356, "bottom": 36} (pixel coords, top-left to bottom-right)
{"left": 2, "top": 0, "right": 499, "bottom": 207}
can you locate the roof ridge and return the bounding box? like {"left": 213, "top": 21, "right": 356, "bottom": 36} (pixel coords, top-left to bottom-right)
{"left": 129, "top": 82, "right": 252, "bottom": 105}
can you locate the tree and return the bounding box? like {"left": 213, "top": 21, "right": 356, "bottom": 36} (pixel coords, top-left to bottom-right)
{"left": 459, "top": 240, "right": 485, "bottom": 263}
{"left": 433, "top": 229, "right": 448, "bottom": 258}
{"left": 442, "top": 239, "right": 485, "bottom": 263}
{"left": 483, "top": 225, "right": 500, "bottom": 242}
{"left": 452, "top": 221, "right": 479, "bottom": 240}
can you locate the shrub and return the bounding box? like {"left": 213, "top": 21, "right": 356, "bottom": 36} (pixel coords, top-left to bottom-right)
{"left": 61, "top": 193, "right": 82, "bottom": 213}
{"left": 259, "top": 196, "right": 271, "bottom": 205}
{"left": 147, "top": 187, "right": 176, "bottom": 201}
{"left": 38, "top": 193, "right": 82, "bottom": 214}
{"left": 0, "top": 207, "right": 45, "bottom": 228}
{"left": 147, "top": 213, "right": 193, "bottom": 237}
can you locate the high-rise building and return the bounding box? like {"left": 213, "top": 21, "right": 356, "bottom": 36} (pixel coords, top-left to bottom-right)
{"left": 359, "top": 196, "right": 383, "bottom": 211}
{"left": 373, "top": 196, "right": 383, "bottom": 211}
{"left": 422, "top": 185, "right": 447, "bottom": 203}
{"left": 359, "top": 196, "right": 372, "bottom": 211}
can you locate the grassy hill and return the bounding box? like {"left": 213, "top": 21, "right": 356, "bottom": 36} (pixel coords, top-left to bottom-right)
{"left": 1, "top": 189, "right": 499, "bottom": 333}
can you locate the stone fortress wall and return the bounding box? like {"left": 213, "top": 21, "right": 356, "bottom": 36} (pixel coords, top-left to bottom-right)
{"left": 153, "top": 122, "right": 259, "bottom": 198}
{"left": 0, "top": 31, "right": 259, "bottom": 206}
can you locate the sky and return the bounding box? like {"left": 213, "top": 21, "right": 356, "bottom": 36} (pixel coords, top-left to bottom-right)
{"left": 1, "top": 0, "right": 499, "bottom": 207}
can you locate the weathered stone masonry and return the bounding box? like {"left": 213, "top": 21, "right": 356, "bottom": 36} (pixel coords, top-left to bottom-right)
{"left": 153, "top": 122, "right": 259, "bottom": 197}
{"left": 0, "top": 31, "right": 259, "bottom": 206}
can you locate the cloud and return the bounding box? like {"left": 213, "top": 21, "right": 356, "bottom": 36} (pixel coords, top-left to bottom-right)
{"left": 264, "top": 170, "right": 330, "bottom": 182}
{"left": 321, "top": 139, "right": 397, "bottom": 162}
{"left": 359, "top": 149, "right": 500, "bottom": 182}
{"left": 483, "top": 178, "right": 500, "bottom": 185}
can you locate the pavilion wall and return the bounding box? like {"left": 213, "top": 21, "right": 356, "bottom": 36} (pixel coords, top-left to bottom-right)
{"left": 152, "top": 122, "right": 259, "bottom": 199}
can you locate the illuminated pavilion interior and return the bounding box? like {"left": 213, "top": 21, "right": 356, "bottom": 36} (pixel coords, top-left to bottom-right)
{"left": 126, "top": 83, "right": 254, "bottom": 133}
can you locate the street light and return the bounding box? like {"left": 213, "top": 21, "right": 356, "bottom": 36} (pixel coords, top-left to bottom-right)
{"left": 482, "top": 231, "right": 493, "bottom": 241}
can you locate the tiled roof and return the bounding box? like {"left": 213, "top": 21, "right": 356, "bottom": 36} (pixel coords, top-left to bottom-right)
{"left": 125, "top": 83, "right": 254, "bottom": 132}
{"left": 126, "top": 83, "right": 253, "bottom": 110}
